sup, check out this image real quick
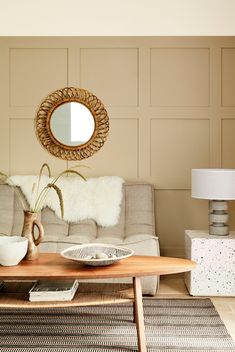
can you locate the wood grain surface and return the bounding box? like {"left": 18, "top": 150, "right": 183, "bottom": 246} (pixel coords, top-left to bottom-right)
{"left": 0, "top": 253, "right": 196, "bottom": 280}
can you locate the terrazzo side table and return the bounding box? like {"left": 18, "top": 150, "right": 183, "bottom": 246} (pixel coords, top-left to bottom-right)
{"left": 185, "top": 230, "right": 235, "bottom": 296}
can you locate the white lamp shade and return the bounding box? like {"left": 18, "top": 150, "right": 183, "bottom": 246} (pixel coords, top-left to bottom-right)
{"left": 192, "top": 169, "right": 235, "bottom": 200}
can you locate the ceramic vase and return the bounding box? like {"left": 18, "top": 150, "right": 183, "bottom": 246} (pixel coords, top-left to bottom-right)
{"left": 21, "top": 210, "right": 44, "bottom": 260}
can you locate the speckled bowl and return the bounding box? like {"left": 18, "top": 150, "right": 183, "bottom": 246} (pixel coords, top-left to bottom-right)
{"left": 0, "top": 236, "right": 28, "bottom": 266}
{"left": 61, "top": 243, "right": 134, "bottom": 266}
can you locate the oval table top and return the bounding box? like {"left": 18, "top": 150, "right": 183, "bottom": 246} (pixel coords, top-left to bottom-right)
{"left": 0, "top": 253, "right": 196, "bottom": 280}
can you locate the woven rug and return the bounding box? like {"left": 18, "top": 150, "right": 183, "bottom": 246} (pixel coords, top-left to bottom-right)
{"left": 0, "top": 299, "right": 234, "bottom": 352}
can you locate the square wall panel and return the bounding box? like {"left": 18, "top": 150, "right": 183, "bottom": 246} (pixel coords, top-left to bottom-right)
{"left": 10, "top": 48, "right": 68, "bottom": 107}
{"left": 151, "top": 119, "right": 210, "bottom": 189}
{"left": 80, "top": 49, "right": 138, "bottom": 107}
{"left": 155, "top": 190, "right": 208, "bottom": 256}
{"left": 71, "top": 119, "right": 138, "bottom": 179}
{"left": 221, "top": 48, "right": 235, "bottom": 106}
{"left": 222, "top": 119, "right": 235, "bottom": 167}
{"left": 150, "top": 48, "right": 210, "bottom": 107}
{"left": 10, "top": 119, "right": 66, "bottom": 174}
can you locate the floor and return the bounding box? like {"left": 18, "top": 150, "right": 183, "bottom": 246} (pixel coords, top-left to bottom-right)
{"left": 157, "top": 274, "right": 235, "bottom": 342}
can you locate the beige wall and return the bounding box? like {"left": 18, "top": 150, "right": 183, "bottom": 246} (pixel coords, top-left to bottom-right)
{"left": 1, "top": 1, "right": 234, "bottom": 36}
{"left": 1, "top": 36, "right": 235, "bottom": 256}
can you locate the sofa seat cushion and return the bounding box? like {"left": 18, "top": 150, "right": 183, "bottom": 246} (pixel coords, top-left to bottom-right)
{"left": 40, "top": 233, "right": 159, "bottom": 254}
{"left": 39, "top": 234, "right": 160, "bottom": 296}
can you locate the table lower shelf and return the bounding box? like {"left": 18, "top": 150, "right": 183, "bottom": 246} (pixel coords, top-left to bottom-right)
{"left": 0, "top": 282, "right": 134, "bottom": 308}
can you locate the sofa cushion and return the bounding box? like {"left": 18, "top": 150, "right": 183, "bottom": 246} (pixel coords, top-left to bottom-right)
{"left": 0, "top": 185, "right": 14, "bottom": 236}
{"left": 39, "top": 183, "right": 156, "bottom": 249}
{"left": 125, "top": 183, "right": 155, "bottom": 237}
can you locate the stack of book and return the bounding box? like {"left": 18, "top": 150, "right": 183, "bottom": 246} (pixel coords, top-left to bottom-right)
{"left": 29, "top": 279, "right": 79, "bottom": 302}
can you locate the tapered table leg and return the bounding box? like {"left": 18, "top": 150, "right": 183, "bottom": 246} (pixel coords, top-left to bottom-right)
{"left": 133, "top": 277, "right": 147, "bottom": 352}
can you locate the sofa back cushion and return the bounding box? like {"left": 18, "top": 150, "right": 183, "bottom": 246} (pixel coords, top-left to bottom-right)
{"left": 0, "top": 185, "right": 14, "bottom": 235}
{"left": 0, "top": 182, "right": 156, "bottom": 241}
{"left": 125, "top": 183, "right": 155, "bottom": 237}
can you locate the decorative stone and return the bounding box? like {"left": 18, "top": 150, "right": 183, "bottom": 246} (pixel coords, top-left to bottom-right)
{"left": 185, "top": 230, "right": 235, "bottom": 296}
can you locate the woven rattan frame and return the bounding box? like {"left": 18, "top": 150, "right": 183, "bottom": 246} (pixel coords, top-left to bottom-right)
{"left": 35, "top": 87, "right": 109, "bottom": 160}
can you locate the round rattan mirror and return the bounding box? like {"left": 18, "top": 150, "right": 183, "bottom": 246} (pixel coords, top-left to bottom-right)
{"left": 35, "top": 87, "right": 109, "bottom": 160}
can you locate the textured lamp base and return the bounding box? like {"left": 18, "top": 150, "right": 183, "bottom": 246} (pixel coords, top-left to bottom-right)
{"left": 209, "top": 225, "right": 229, "bottom": 236}
{"left": 209, "top": 200, "right": 229, "bottom": 236}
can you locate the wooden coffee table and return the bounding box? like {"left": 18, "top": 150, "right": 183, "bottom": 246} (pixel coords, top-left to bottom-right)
{"left": 0, "top": 253, "right": 196, "bottom": 352}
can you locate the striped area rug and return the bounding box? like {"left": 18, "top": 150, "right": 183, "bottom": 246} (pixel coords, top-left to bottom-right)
{"left": 0, "top": 299, "right": 234, "bottom": 352}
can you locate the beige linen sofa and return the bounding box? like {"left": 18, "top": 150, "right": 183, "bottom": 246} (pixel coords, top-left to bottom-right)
{"left": 0, "top": 182, "right": 160, "bottom": 295}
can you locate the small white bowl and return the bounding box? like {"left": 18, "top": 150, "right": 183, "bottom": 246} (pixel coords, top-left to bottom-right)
{"left": 0, "top": 236, "right": 28, "bottom": 266}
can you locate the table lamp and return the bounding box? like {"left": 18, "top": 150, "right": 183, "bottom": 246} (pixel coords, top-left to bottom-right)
{"left": 191, "top": 169, "right": 235, "bottom": 236}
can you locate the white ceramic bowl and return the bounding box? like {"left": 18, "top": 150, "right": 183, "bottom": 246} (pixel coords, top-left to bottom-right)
{"left": 0, "top": 236, "right": 28, "bottom": 266}
{"left": 61, "top": 243, "right": 134, "bottom": 266}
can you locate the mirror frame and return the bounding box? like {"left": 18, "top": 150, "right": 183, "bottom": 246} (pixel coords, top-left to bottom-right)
{"left": 35, "top": 87, "right": 109, "bottom": 160}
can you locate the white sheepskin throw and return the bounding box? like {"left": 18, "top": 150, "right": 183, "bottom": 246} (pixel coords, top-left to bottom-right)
{"left": 8, "top": 175, "right": 125, "bottom": 227}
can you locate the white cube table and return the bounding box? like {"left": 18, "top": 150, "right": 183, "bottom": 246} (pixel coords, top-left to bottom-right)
{"left": 185, "top": 230, "right": 235, "bottom": 296}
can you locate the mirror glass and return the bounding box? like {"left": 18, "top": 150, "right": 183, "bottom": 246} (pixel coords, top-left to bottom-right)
{"left": 50, "top": 102, "right": 95, "bottom": 146}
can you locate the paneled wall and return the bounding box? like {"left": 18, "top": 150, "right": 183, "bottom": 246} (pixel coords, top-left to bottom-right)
{"left": 1, "top": 37, "right": 235, "bottom": 256}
